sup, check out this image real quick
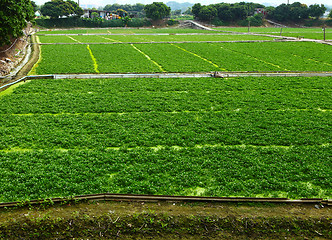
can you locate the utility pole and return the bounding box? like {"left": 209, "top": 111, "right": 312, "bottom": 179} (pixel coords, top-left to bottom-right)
{"left": 78, "top": 0, "right": 79, "bottom": 7}
{"left": 323, "top": 25, "right": 326, "bottom": 41}
{"left": 248, "top": 20, "right": 250, "bottom": 33}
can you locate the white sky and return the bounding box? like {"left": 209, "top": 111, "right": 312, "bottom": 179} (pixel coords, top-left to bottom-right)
{"left": 33, "top": 0, "right": 332, "bottom": 7}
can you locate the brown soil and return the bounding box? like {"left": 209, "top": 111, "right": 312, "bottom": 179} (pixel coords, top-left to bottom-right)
{"left": 0, "top": 200, "right": 331, "bottom": 239}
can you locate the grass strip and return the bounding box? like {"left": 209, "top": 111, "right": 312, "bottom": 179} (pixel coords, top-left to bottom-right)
{"left": 67, "top": 35, "right": 81, "bottom": 43}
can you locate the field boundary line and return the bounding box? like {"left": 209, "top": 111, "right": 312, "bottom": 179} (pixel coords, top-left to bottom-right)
{"left": 35, "top": 40, "right": 277, "bottom": 45}
{"left": 131, "top": 44, "right": 166, "bottom": 72}
{"left": 1, "top": 143, "right": 330, "bottom": 154}
{"left": 37, "top": 33, "right": 256, "bottom": 36}
{"left": 86, "top": 45, "right": 100, "bottom": 73}
{"left": 67, "top": 35, "right": 81, "bottom": 43}
{"left": 3, "top": 108, "right": 332, "bottom": 117}
{"left": 99, "top": 36, "right": 120, "bottom": 42}
{"left": 171, "top": 43, "right": 227, "bottom": 71}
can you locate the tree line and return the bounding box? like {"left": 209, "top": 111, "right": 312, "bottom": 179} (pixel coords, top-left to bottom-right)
{"left": 192, "top": 2, "right": 328, "bottom": 23}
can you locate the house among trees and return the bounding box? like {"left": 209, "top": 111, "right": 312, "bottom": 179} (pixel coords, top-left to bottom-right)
{"left": 83, "top": 9, "right": 138, "bottom": 20}
{"left": 83, "top": 9, "right": 116, "bottom": 19}
{"left": 254, "top": 8, "right": 267, "bottom": 16}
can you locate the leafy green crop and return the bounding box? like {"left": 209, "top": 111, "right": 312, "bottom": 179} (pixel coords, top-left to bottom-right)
{"left": 35, "top": 45, "right": 95, "bottom": 74}
{"left": 38, "top": 34, "right": 274, "bottom": 44}
{"left": 34, "top": 42, "right": 331, "bottom": 74}
{"left": 0, "top": 146, "right": 330, "bottom": 202}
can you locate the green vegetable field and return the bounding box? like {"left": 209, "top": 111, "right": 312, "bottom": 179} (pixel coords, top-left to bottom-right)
{"left": 33, "top": 42, "right": 332, "bottom": 74}
{"left": 0, "top": 77, "right": 331, "bottom": 201}
{"left": 0, "top": 28, "right": 331, "bottom": 202}
{"left": 214, "top": 27, "right": 332, "bottom": 40}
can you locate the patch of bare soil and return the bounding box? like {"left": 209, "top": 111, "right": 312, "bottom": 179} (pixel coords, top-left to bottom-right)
{"left": 0, "top": 200, "right": 330, "bottom": 239}
{"left": 0, "top": 27, "right": 40, "bottom": 91}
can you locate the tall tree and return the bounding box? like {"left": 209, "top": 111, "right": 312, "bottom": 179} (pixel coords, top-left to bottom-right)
{"left": 41, "top": 0, "right": 83, "bottom": 19}
{"left": 0, "top": 0, "right": 35, "bottom": 46}
{"left": 309, "top": 4, "right": 326, "bottom": 19}
{"left": 198, "top": 6, "right": 217, "bottom": 21}
{"left": 144, "top": 2, "right": 170, "bottom": 21}
{"left": 191, "top": 3, "right": 201, "bottom": 19}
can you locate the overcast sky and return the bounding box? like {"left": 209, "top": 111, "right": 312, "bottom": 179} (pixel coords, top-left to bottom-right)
{"left": 33, "top": 0, "right": 332, "bottom": 7}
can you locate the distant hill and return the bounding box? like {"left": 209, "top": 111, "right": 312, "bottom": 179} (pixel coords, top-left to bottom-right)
{"left": 166, "top": 1, "right": 193, "bottom": 12}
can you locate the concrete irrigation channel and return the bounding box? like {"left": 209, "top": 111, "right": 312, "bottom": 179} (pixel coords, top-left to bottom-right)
{"left": 0, "top": 193, "right": 331, "bottom": 208}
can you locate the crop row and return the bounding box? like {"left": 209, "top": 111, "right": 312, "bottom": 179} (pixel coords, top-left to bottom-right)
{"left": 180, "top": 42, "right": 332, "bottom": 72}
{"left": 37, "top": 28, "right": 220, "bottom": 35}
{"left": 10, "top": 77, "right": 332, "bottom": 94}
{"left": 0, "top": 77, "right": 331, "bottom": 114}
{"left": 215, "top": 27, "right": 332, "bottom": 40}
{"left": 0, "top": 146, "right": 330, "bottom": 202}
{"left": 0, "top": 110, "right": 330, "bottom": 149}
{"left": 215, "top": 27, "right": 332, "bottom": 33}
{"left": 38, "top": 34, "right": 274, "bottom": 44}
{"left": 33, "top": 42, "right": 332, "bottom": 74}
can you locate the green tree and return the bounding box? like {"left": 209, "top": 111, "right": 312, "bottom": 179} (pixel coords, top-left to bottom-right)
{"left": 309, "top": 4, "right": 326, "bottom": 19}
{"left": 41, "top": 0, "right": 83, "bottom": 19}
{"left": 289, "top": 2, "right": 309, "bottom": 21}
{"left": 122, "top": 16, "right": 132, "bottom": 27}
{"left": 329, "top": 11, "right": 332, "bottom": 18}
{"left": 198, "top": 6, "right": 217, "bottom": 21}
{"left": 0, "top": 0, "right": 35, "bottom": 46}
{"left": 144, "top": 2, "right": 170, "bottom": 20}
{"left": 191, "top": 3, "right": 201, "bottom": 19}
{"left": 270, "top": 3, "right": 291, "bottom": 22}
{"left": 214, "top": 3, "right": 233, "bottom": 21}
{"left": 67, "top": 0, "right": 83, "bottom": 16}
{"left": 31, "top": 1, "right": 38, "bottom": 12}
{"left": 172, "top": 10, "right": 182, "bottom": 16}
{"left": 183, "top": 7, "right": 192, "bottom": 15}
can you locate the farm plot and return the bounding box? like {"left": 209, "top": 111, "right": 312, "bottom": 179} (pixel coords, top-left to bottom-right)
{"left": 38, "top": 28, "right": 218, "bottom": 35}
{"left": 0, "top": 77, "right": 331, "bottom": 202}
{"left": 38, "top": 34, "right": 275, "bottom": 44}
{"left": 0, "top": 77, "right": 331, "bottom": 114}
{"left": 215, "top": 27, "right": 332, "bottom": 40}
{"left": 33, "top": 41, "right": 332, "bottom": 74}
{"left": 88, "top": 44, "right": 163, "bottom": 73}
{"left": 178, "top": 42, "right": 332, "bottom": 72}
{"left": 31, "top": 45, "right": 95, "bottom": 75}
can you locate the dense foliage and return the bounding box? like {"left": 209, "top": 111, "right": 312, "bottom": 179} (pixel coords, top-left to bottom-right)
{"left": 144, "top": 2, "right": 171, "bottom": 20}
{"left": 34, "top": 42, "right": 332, "bottom": 74}
{"left": 191, "top": 2, "right": 327, "bottom": 24}
{"left": 268, "top": 3, "right": 327, "bottom": 22}
{"left": 38, "top": 34, "right": 273, "bottom": 44}
{"left": 40, "top": 0, "right": 83, "bottom": 19}
{"left": 192, "top": 2, "right": 263, "bottom": 24}
{"left": 0, "top": 76, "right": 331, "bottom": 201}
{"left": 0, "top": 0, "right": 34, "bottom": 46}
{"left": 104, "top": 3, "right": 145, "bottom": 12}
{"left": 35, "top": 17, "right": 151, "bottom": 28}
